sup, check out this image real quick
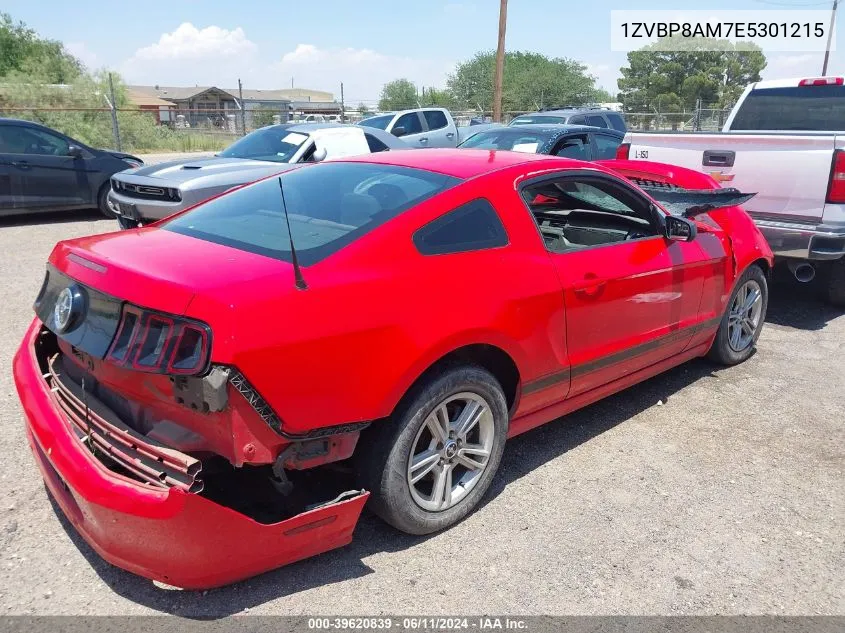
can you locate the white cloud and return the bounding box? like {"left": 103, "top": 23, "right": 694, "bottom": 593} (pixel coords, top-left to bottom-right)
{"left": 584, "top": 62, "right": 621, "bottom": 94}
{"left": 65, "top": 41, "right": 100, "bottom": 70}
{"left": 273, "top": 44, "right": 453, "bottom": 103}
{"left": 119, "top": 26, "right": 448, "bottom": 101}
{"left": 121, "top": 23, "right": 259, "bottom": 85}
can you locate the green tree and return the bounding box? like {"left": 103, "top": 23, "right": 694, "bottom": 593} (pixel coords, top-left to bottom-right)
{"left": 419, "top": 86, "right": 456, "bottom": 109}
{"left": 447, "top": 51, "right": 601, "bottom": 112}
{"left": 378, "top": 79, "right": 418, "bottom": 111}
{"left": 0, "top": 12, "right": 83, "bottom": 83}
{"left": 618, "top": 38, "right": 766, "bottom": 113}
{"left": 357, "top": 102, "right": 371, "bottom": 116}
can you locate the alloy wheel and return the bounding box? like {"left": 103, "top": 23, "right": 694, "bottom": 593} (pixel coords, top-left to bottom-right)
{"left": 727, "top": 279, "right": 763, "bottom": 352}
{"left": 406, "top": 392, "right": 496, "bottom": 512}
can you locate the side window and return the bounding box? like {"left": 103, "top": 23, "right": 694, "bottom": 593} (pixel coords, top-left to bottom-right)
{"left": 423, "top": 110, "right": 448, "bottom": 131}
{"left": 552, "top": 134, "right": 590, "bottom": 160}
{"left": 586, "top": 115, "right": 609, "bottom": 128}
{"left": 606, "top": 113, "right": 627, "bottom": 132}
{"left": 567, "top": 115, "right": 586, "bottom": 125}
{"left": 593, "top": 133, "right": 623, "bottom": 159}
{"left": 393, "top": 112, "right": 423, "bottom": 136}
{"left": 364, "top": 133, "right": 390, "bottom": 153}
{"left": 521, "top": 176, "right": 658, "bottom": 253}
{"left": 414, "top": 198, "right": 508, "bottom": 255}
{"left": 0, "top": 125, "right": 69, "bottom": 155}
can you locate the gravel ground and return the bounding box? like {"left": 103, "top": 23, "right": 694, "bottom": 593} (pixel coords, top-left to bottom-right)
{"left": 0, "top": 184, "right": 842, "bottom": 616}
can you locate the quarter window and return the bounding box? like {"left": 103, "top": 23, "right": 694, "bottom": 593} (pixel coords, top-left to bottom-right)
{"left": 364, "top": 133, "right": 390, "bottom": 152}
{"left": 552, "top": 134, "right": 590, "bottom": 160}
{"left": 414, "top": 199, "right": 508, "bottom": 255}
{"left": 586, "top": 115, "right": 609, "bottom": 128}
{"left": 593, "top": 133, "right": 623, "bottom": 159}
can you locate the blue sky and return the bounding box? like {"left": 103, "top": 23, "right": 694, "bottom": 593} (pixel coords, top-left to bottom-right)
{"left": 4, "top": 0, "right": 841, "bottom": 102}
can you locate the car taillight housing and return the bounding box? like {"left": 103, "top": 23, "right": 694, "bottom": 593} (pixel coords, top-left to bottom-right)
{"left": 616, "top": 142, "right": 630, "bottom": 160}
{"left": 827, "top": 150, "right": 845, "bottom": 204}
{"left": 106, "top": 305, "right": 211, "bottom": 375}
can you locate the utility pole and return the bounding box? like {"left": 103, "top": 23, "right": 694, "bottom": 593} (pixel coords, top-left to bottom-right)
{"left": 492, "top": 0, "right": 508, "bottom": 122}
{"left": 238, "top": 78, "right": 246, "bottom": 136}
{"left": 823, "top": 0, "right": 838, "bottom": 75}
{"left": 107, "top": 73, "right": 121, "bottom": 151}
{"left": 340, "top": 82, "right": 345, "bottom": 123}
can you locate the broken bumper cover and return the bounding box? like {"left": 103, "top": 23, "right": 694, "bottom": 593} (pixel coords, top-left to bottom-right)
{"left": 13, "top": 318, "right": 369, "bottom": 589}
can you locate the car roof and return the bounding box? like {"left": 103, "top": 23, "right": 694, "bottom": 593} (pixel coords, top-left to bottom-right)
{"left": 513, "top": 108, "right": 619, "bottom": 116}
{"left": 337, "top": 148, "right": 561, "bottom": 179}
{"left": 476, "top": 123, "right": 621, "bottom": 135}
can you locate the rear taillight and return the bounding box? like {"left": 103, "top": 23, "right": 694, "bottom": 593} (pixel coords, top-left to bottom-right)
{"left": 106, "top": 305, "right": 211, "bottom": 375}
{"left": 616, "top": 142, "right": 630, "bottom": 160}
{"left": 827, "top": 150, "right": 845, "bottom": 204}
{"left": 799, "top": 77, "right": 844, "bottom": 86}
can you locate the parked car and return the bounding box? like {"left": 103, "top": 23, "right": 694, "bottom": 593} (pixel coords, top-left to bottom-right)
{"left": 509, "top": 107, "right": 627, "bottom": 133}
{"left": 358, "top": 107, "right": 499, "bottom": 148}
{"left": 458, "top": 124, "right": 624, "bottom": 159}
{"left": 108, "top": 123, "right": 405, "bottom": 228}
{"left": 619, "top": 76, "right": 845, "bottom": 305}
{"left": 15, "top": 148, "right": 772, "bottom": 588}
{"left": 0, "top": 118, "right": 143, "bottom": 218}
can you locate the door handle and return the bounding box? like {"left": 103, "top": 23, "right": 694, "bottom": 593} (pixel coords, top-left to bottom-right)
{"left": 446, "top": 132, "right": 455, "bottom": 138}
{"left": 419, "top": 137, "right": 428, "bottom": 144}
{"left": 702, "top": 150, "right": 735, "bottom": 167}
{"left": 572, "top": 276, "right": 607, "bottom": 296}
{"left": 11, "top": 160, "right": 30, "bottom": 169}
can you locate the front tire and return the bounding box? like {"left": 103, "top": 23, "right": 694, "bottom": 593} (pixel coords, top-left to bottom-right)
{"left": 357, "top": 366, "right": 508, "bottom": 535}
{"left": 708, "top": 265, "right": 768, "bottom": 365}
{"left": 96, "top": 184, "right": 117, "bottom": 218}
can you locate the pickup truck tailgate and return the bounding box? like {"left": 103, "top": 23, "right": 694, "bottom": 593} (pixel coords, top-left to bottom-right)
{"left": 626, "top": 134, "right": 840, "bottom": 221}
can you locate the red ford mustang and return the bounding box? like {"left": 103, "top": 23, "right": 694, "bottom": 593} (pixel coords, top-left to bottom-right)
{"left": 14, "top": 149, "right": 772, "bottom": 589}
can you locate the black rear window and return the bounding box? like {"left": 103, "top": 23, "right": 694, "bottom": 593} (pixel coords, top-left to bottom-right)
{"left": 164, "top": 163, "right": 460, "bottom": 266}
{"left": 730, "top": 85, "right": 845, "bottom": 131}
{"left": 606, "top": 113, "right": 627, "bottom": 132}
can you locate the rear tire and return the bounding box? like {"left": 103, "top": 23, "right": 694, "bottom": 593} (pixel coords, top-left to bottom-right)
{"left": 823, "top": 257, "right": 845, "bottom": 307}
{"left": 708, "top": 264, "right": 768, "bottom": 366}
{"left": 96, "top": 184, "right": 116, "bottom": 218}
{"left": 356, "top": 365, "right": 508, "bottom": 535}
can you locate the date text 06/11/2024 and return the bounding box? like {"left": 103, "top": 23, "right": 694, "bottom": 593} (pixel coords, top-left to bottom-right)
{"left": 307, "top": 617, "right": 530, "bottom": 630}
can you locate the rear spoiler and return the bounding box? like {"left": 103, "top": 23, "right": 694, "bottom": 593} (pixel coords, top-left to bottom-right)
{"left": 637, "top": 186, "right": 756, "bottom": 218}
{"left": 596, "top": 159, "right": 757, "bottom": 218}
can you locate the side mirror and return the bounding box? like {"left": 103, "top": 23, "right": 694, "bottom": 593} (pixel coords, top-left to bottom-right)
{"left": 664, "top": 215, "right": 697, "bottom": 242}
{"left": 67, "top": 145, "right": 83, "bottom": 158}
{"left": 392, "top": 126, "right": 406, "bottom": 138}
{"left": 312, "top": 146, "right": 328, "bottom": 162}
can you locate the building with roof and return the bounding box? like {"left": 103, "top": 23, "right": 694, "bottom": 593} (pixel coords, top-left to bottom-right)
{"left": 126, "top": 85, "right": 342, "bottom": 130}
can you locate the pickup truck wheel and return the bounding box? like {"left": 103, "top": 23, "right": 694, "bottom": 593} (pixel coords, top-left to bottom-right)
{"left": 824, "top": 257, "right": 845, "bottom": 307}
{"left": 357, "top": 366, "right": 508, "bottom": 535}
{"left": 708, "top": 265, "right": 768, "bottom": 366}
{"left": 96, "top": 184, "right": 117, "bottom": 218}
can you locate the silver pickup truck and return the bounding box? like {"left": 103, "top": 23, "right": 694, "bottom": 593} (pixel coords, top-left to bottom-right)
{"left": 358, "top": 108, "right": 498, "bottom": 148}
{"left": 620, "top": 77, "right": 845, "bottom": 305}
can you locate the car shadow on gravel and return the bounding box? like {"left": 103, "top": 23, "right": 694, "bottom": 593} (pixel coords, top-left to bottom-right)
{"left": 765, "top": 272, "right": 845, "bottom": 331}
{"left": 0, "top": 209, "right": 106, "bottom": 227}
{"left": 45, "top": 358, "right": 722, "bottom": 617}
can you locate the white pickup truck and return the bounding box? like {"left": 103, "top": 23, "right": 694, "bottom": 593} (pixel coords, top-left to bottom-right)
{"left": 358, "top": 108, "right": 497, "bottom": 149}
{"left": 619, "top": 77, "right": 845, "bottom": 305}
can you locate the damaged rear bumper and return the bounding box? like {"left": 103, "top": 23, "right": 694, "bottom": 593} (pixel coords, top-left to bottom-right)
{"left": 13, "top": 318, "right": 369, "bottom": 590}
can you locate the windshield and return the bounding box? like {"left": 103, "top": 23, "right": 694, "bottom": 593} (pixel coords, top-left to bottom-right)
{"left": 730, "top": 85, "right": 845, "bottom": 131}
{"left": 358, "top": 115, "right": 394, "bottom": 130}
{"left": 218, "top": 127, "right": 310, "bottom": 163}
{"left": 509, "top": 115, "right": 568, "bottom": 126}
{"left": 164, "top": 163, "right": 461, "bottom": 266}
{"left": 459, "top": 128, "right": 553, "bottom": 152}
